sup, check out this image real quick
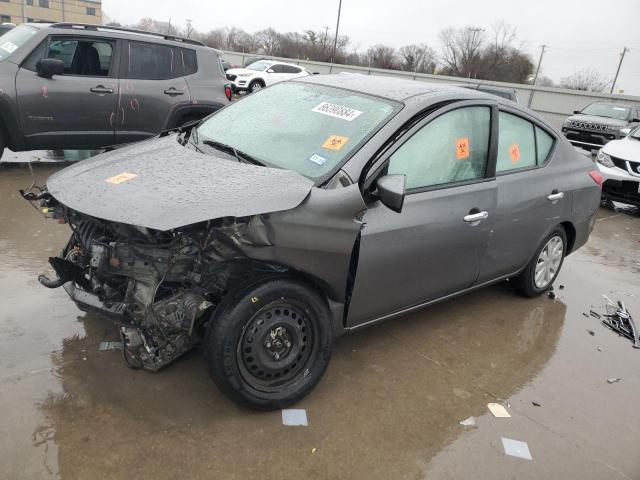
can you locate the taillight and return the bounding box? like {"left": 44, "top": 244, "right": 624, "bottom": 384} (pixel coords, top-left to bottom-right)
{"left": 224, "top": 84, "right": 232, "bottom": 101}
{"left": 588, "top": 170, "right": 603, "bottom": 189}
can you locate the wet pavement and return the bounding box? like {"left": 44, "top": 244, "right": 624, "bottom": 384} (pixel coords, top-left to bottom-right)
{"left": 1, "top": 161, "right": 639, "bottom": 479}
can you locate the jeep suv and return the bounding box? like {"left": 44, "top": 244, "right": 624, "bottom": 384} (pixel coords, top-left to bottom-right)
{"left": 561, "top": 102, "right": 640, "bottom": 151}
{"left": 0, "top": 23, "right": 231, "bottom": 159}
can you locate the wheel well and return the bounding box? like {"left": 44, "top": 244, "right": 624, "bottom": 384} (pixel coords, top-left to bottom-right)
{"left": 560, "top": 221, "right": 576, "bottom": 253}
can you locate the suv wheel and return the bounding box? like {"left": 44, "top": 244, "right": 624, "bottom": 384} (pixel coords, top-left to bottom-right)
{"left": 512, "top": 227, "right": 567, "bottom": 297}
{"left": 204, "top": 277, "right": 333, "bottom": 410}
{"left": 249, "top": 80, "right": 264, "bottom": 93}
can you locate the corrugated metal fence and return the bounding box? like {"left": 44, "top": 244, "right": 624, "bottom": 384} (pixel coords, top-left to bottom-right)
{"left": 222, "top": 50, "right": 640, "bottom": 130}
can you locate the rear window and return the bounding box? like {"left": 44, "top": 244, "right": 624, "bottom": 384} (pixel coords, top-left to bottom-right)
{"left": 181, "top": 48, "right": 197, "bottom": 75}
{"left": 0, "top": 24, "right": 37, "bottom": 62}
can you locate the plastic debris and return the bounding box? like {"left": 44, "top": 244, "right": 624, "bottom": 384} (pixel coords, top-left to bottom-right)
{"left": 587, "top": 330, "right": 595, "bottom": 336}
{"left": 502, "top": 437, "right": 532, "bottom": 460}
{"left": 459, "top": 416, "right": 477, "bottom": 427}
{"left": 596, "top": 346, "right": 603, "bottom": 352}
{"left": 559, "top": 285, "right": 565, "bottom": 290}
{"left": 582, "top": 313, "right": 589, "bottom": 318}
{"left": 607, "top": 378, "right": 621, "bottom": 384}
{"left": 311, "top": 448, "right": 317, "bottom": 454}
{"left": 601, "top": 300, "right": 639, "bottom": 349}
{"left": 487, "top": 403, "right": 511, "bottom": 418}
{"left": 548, "top": 291, "right": 556, "bottom": 300}
{"left": 99, "top": 341, "right": 123, "bottom": 351}
{"left": 590, "top": 311, "right": 601, "bottom": 319}
{"left": 532, "top": 401, "right": 541, "bottom": 407}
{"left": 282, "top": 409, "right": 308, "bottom": 426}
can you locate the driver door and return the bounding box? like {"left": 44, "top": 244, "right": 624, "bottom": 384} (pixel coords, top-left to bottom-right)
{"left": 347, "top": 102, "right": 498, "bottom": 327}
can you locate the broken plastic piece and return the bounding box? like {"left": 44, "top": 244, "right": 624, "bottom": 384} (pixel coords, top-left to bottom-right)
{"left": 502, "top": 438, "right": 532, "bottom": 460}
{"left": 601, "top": 300, "right": 639, "bottom": 349}
{"left": 281, "top": 409, "right": 308, "bottom": 426}
{"left": 607, "top": 378, "right": 621, "bottom": 384}
{"left": 590, "top": 310, "right": 601, "bottom": 319}
{"left": 559, "top": 285, "right": 565, "bottom": 290}
{"left": 99, "top": 341, "right": 123, "bottom": 351}
{"left": 487, "top": 403, "right": 511, "bottom": 418}
{"left": 532, "top": 401, "right": 541, "bottom": 407}
{"left": 587, "top": 330, "right": 595, "bottom": 336}
{"left": 548, "top": 291, "right": 556, "bottom": 300}
{"left": 459, "top": 416, "right": 477, "bottom": 427}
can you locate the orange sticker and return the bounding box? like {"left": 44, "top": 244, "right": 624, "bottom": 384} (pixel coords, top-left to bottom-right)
{"left": 509, "top": 143, "right": 521, "bottom": 163}
{"left": 106, "top": 171, "right": 137, "bottom": 184}
{"left": 322, "top": 135, "right": 350, "bottom": 151}
{"left": 455, "top": 137, "right": 470, "bottom": 160}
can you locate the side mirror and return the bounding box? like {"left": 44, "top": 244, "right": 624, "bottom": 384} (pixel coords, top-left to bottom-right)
{"left": 36, "top": 58, "right": 64, "bottom": 78}
{"left": 573, "top": 110, "right": 581, "bottom": 114}
{"left": 267, "top": 68, "right": 275, "bottom": 73}
{"left": 376, "top": 174, "right": 406, "bottom": 213}
{"left": 631, "top": 118, "right": 640, "bottom": 123}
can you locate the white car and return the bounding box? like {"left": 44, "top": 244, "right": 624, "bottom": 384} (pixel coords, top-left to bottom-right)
{"left": 226, "top": 60, "right": 309, "bottom": 93}
{"left": 595, "top": 126, "right": 640, "bottom": 207}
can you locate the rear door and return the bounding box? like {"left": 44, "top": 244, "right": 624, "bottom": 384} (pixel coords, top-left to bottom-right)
{"left": 264, "top": 63, "right": 288, "bottom": 86}
{"left": 478, "top": 108, "right": 563, "bottom": 282}
{"left": 16, "top": 34, "right": 119, "bottom": 149}
{"left": 116, "top": 40, "right": 190, "bottom": 144}
{"left": 347, "top": 102, "right": 498, "bottom": 327}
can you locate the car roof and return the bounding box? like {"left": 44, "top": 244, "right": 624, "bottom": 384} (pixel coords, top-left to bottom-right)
{"left": 297, "top": 73, "right": 492, "bottom": 102}
{"left": 25, "top": 22, "right": 214, "bottom": 50}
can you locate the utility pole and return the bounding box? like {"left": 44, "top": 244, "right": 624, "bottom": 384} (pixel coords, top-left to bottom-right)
{"left": 331, "top": 0, "right": 343, "bottom": 64}
{"left": 528, "top": 44, "right": 547, "bottom": 107}
{"left": 610, "top": 47, "right": 628, "bottom": 94}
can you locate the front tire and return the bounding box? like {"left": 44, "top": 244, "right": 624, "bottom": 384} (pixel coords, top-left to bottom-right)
{"left": 204, "top": 277, "right": 333, "bottom": 410}
{"left": 512, "top": 227, "right": 567, "bottom": 297}
{"left": 249, "top": 80, "right": 264, "bottom": 93}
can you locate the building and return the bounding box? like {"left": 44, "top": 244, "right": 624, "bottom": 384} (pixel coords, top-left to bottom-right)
{"left": 0, "top": 0, "right": 101, "bottom": 26}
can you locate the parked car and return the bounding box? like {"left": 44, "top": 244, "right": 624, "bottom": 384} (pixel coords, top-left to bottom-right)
{"left": 24, "top": 75, "right": 601, "bottom": 410}
{"left": 226, "top": 60, "right": 309, "bottom": 93}
{"left": 595, "top": 126, "right": 640, "bottom": 207}
{"left": 0, "top": 22, "right": 231, "bottom": 160}
{"left": 460, "top": 83, "right": 518, "bottom": 102}
{"left": 0, "top": 22, "right": 15, "bottom": 35}
{"left": 220, "top": 58, "right": 237, "bottom": 72}
{"left": 561, "top": 102, "right": 640, "bottom": 151}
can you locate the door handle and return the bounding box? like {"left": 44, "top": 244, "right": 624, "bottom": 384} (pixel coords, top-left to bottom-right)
{"left": 463, "top": 211, "right": 489, "bottom": 224}
{"left": 90, "top": 85, "right": 114, "bottom": 94}
{"left": 164, "top": 88, "right": 184, "bottom": 96}
{"left": 547, "top": 191, "right": 564, "bottom": 202}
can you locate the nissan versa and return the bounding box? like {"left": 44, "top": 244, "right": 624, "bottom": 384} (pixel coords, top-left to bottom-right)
{"left": 23, "top": 75, "right": 602, "bottom": 410}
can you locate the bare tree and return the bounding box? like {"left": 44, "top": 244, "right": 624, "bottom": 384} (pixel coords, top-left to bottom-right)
{"left": 366, "top": 44, "right": 397, "bottom": 69}
{"left": 184, "top": 19, "right": 194, "bottom": 39}
{"left": 399, "top": 44, "right": 437, "bottom": 73}
{"left": 255, "top": 28, "right": 281, "bottom": 56}
{"left": 439, "top": 26, "right": 485, "bottom": 78}
{"left": 561, "top": 69, "right": 611, "bottom": 92}
{"left": 536, "top": 76, "right": 555, "bottom": 87}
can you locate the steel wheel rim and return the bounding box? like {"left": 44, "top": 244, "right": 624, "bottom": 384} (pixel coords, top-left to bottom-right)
{"left": 534, "top": 235, "right": 564, "bottom": 289}
{"left": 236, "top": 300, "right": 316, "bottom": 393}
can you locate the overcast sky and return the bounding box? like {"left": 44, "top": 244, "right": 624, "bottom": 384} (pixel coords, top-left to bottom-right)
{"left": 104, "top": 0, "right": 640, "bottom": 95}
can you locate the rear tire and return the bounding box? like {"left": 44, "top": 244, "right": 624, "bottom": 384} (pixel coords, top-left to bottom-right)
{"left": 204, "top": 277, "right": 333, "bottom": 410}
{"left": 512, "top": 227, "right": 567, "bottom": 297}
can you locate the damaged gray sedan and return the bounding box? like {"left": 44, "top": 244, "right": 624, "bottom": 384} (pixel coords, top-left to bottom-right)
{"left": 24, "top": 75, "right": 602, "bottom": 409}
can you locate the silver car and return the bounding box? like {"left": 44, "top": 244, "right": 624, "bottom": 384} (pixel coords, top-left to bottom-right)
{"left": 25, "top": 75, "right": 602, "bottom": 409}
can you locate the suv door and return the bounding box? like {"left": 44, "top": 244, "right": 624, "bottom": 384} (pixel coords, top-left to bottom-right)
{"left": 478, "top": 108, "right": 562, "bottom": 282}
{"left": 16, "top": 35, "right": 119, "bottom": 149}
{"left": 347, "top": 102, "right": 498, "bottom": 327}
{"left": 116, "top": 40, "right": 190, "bottom": 144}
{"left": 265, "top": 63, "right": 288, "bottom": 85}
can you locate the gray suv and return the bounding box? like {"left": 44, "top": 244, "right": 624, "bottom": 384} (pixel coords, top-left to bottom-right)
{"left": 0, "top": 23, "right": 231, "bottom": 159}
{"left": 561, "top": 101, "right": 640, "bottom": 151}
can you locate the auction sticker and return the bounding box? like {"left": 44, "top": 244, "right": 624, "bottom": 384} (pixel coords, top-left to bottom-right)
{"left": 0, "top": 42, "right": 18, "bottom": 54}
{"left": 308, "top": 153, "right": 328, "bottom": 166}
{"left": 509, "top": 143, "right": 521, "bottom": 163}
{"left": 322, "top": 135, "right": 350, "bottom": 151}
{"left": 106, "top": 171, "right": 137, "bottom": 184}
{"left": 455, "top": 137, "right": 470, "bottom": 160}
{"left": 312, "top": 102, "right": 362, "bottom": 121}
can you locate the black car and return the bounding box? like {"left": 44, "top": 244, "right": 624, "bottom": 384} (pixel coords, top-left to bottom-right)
{"left": 562, "top": 102, "right": 640, "bottom": 151}
{"left": 25, "top": 75, "right": 601, "bottom": 410}
{"left": 0, "top": 22, "right": 231, "bottom": 160}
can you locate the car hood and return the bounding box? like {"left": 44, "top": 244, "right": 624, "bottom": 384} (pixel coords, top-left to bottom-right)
{"left": 47, "top": 135, "right": 314, "bottom": 231}
{"left": 226, "top": 68, "right": 259, "bottom": 75}
{"left": 565, "top": 114, "right": 628, "bottom": 127}
{"left": 602, "top": 135, "right": 640, "bottom": 162}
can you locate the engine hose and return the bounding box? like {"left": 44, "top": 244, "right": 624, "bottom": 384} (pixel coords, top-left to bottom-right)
{"left": 38, "top": 274, "right": 66, "bottom": 289}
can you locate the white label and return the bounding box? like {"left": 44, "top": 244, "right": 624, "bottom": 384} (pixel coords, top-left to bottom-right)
{"left": 0, "top": 42, "right": 18, "bottom": 54}
{"left": 312, "top": 102, "right": 363, "bottom": 121}
{"left": 308, "top": 153, "right": 327, "bottom": 166}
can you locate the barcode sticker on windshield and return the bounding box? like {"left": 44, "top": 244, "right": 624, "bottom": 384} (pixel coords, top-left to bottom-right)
{"left": 0, "top": 42, "right": 18, "bottom": 53}
{"left": 312, "top": 102, "right": 363, "bottom": 121}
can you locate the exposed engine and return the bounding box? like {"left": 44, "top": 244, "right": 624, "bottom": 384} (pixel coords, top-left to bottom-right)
{"left": 30, "top": 192, "right": 279, "bottom": 371}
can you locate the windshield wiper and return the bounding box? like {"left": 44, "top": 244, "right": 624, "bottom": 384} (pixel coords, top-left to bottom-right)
{"left": 201, "top": 139, "right": 263, "bottom": 166}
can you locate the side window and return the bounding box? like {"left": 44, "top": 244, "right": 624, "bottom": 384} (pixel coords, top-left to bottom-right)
{"left": 496, "top": 112, "right": 536, "bottom": 172}
{"left": 47, "top": 37, "right": 113, "bottom": 76}
{"left": 535, "top": 126, "right": 554, "bottom": 164}
{"left": 126, "top": 41, "right": 176, "bottom": 80}
{"left": 270, "top": 64, "right": 286, "bottom": 73}
{"left": 283, "top": 65, "right": 301, "bottom": 74}
{"left": 181, "top": 48, "right": 197, "bottom": 75}
{"left": 388, "top": 106, "right": 490, "bottom": 190}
